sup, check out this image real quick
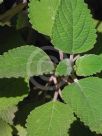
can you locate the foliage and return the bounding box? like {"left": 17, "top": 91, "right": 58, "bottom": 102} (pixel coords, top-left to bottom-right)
{"left": 0, "top": 0, "right": 102, "bottom": 136}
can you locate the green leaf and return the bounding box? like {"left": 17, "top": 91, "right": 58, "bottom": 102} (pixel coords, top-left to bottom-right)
{"left": 16, "top": 125, "right": 27, "bottom": 136}
{"left": 0, "top": 0, "right": 3, "bottom": 4}
{"left": 52, "top": 0, "right": 96, "bottom": 54}
{"left": 14, "top": 90, "right": 45, "bottom": 126}
{"left": 75, "top": 55, "right": 102, "bottom": 76}
{"left": 0, "top": 119, "right": 12, "bottom": 136}
{"left": 26, "top": 101, "right": 75, "bottom": 136}
{"left": 0, "top": 78, "right": 28, "bottom": 111}
{"left": 55, "top": 59, "right": 72, "bottom": 76}
{"left": 0, "top": 46, "right": 54, "bottom": 78}
{"left": 62, "top": 77, "right": 102, "bottom": 133}
{"left": 0, "top": 106, "right": 17, "bottom": 125}
{"left": 88, "top": 33, "right": 102, "bottom": 55}
{"left": 28, "top": 0, "right": 60, "bottom": 35}
{"left": 96, "top": 21, "right": 102, "bottom": 33}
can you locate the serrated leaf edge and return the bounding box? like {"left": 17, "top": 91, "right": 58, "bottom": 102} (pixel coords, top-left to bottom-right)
{"left": 75, "top": 54, "right": 102, "bottom": 76}
{"left": 0, "top": 45, "right": 54, "bottom": 78}
{"left": 51, "top": 0, "right": 97, "bottom": 54}
{"left": 26, "top": 101, "right": 76, "bottom": 136}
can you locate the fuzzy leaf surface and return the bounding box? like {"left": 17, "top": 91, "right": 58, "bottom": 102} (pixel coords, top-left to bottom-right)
{"left": 0, "top": 120, "right": 12, "bottom": 136}
{"left": 28, "top": 0, "right": 60, "bottom": 35}
{"left": 26, "top": 101, "right": 75, "bottom": 136}
{"left": 55, "top": 59, "right": 72, "bottom": 76}
{"left": 0, "top": 78, "right": 28, "bottom": 111}
{"left": 62, "top": 77, "right": 102, "bottom": 133}
{"left": 16, "top": 125, "right": 27, "bottom": 136}
{"left": 0, "top": 46, "right": 54, "bottom": 78}
{"left": 52, "top": 0, "right": 96, "bottom": 54}
{"left": 75, "top": 55, "right": 102, "bottom": 76}
{"left": 0, "top": 106, "right": 17, "bottom": 125}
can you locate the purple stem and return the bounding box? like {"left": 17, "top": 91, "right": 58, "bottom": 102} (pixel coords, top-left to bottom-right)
{"left": 59, "top": 51, "right": 64, "bottom": 60}
{"left": 23, "top": 0, "right": 27, "bottom": 3}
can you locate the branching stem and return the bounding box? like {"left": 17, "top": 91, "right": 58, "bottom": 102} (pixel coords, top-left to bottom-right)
{"left": 59, "top": 51, "right": 64, "bottom": 60}
{"left": 71, "top": 74, "right": 79, "bottom": 83}
{"left": 49, "top": 76, "right": 61, "bottom": 101}
{"left": 70, "top": 54, "right": 74, "bottom": 64}
{"left": 73, "top": 55, "right": 80, "bottom": 62}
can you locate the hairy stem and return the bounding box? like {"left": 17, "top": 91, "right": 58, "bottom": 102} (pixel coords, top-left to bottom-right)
{"left": 73, "top": 55, "right": 80, "bottom": 62}
{"left": 23, "top": 0, "right": 27, "bottom": 3}
{"left": 49, "top": 76, "right": 60, "bottom": 101}
{"left": 70, "top": 54, "right": 74, "bottom": 64}
{"left": 59, "top": 51, "right": 64, "bottom": 60}
{"left": 53, "top": 90, "right": 59, "bottom": 101}
{"left": 71, "top": 74, "right": 79, "bottom": 83}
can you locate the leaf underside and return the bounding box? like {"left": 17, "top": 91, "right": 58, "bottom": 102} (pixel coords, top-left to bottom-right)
{"left": 62, "top": 77, "right": 102, "bottom": 134}
{"left": 52, "top": 0, "right": 96, "bottom": 54}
